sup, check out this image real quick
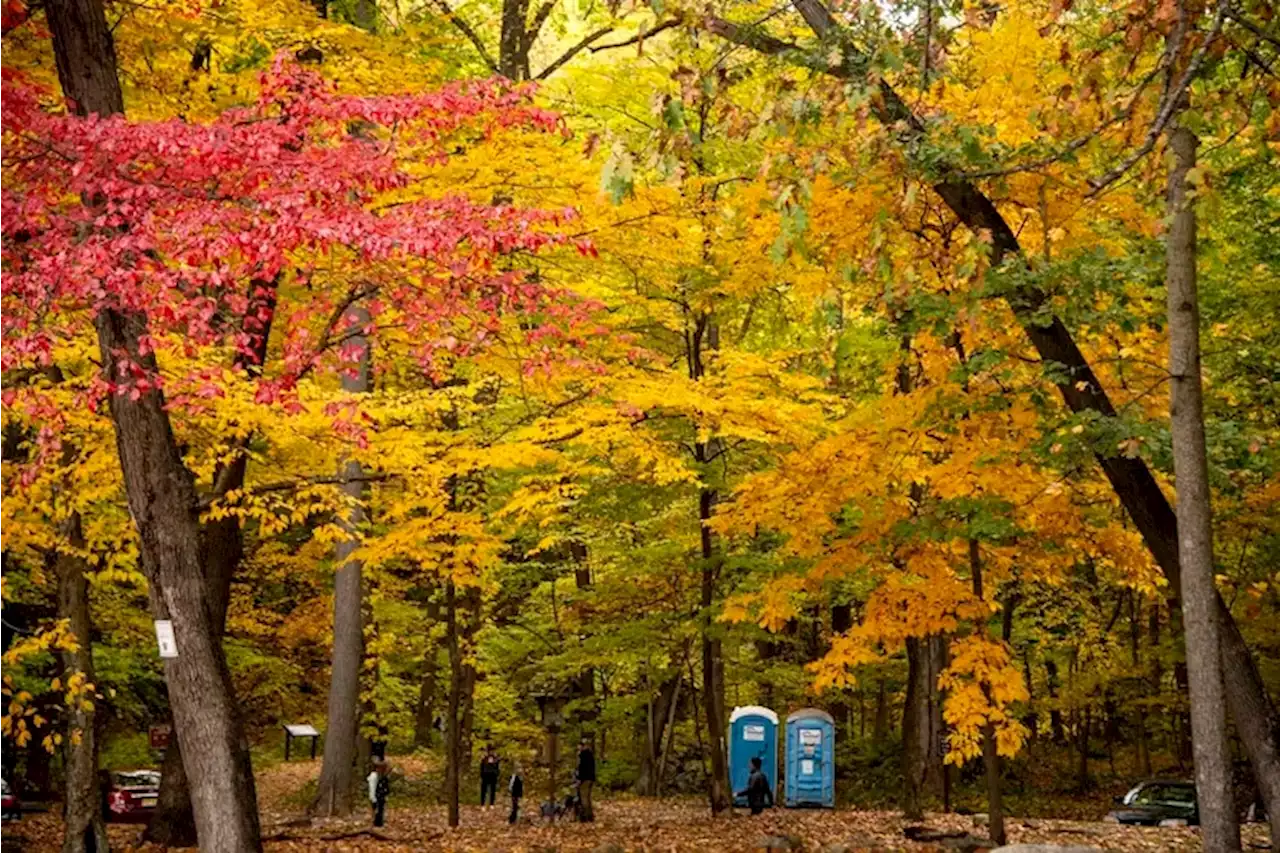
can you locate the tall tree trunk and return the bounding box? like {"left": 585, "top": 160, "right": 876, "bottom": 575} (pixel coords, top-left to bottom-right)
{"left": 710, "top": 8, "right": 1280, "bottom": 819}
{"left": 1045, "top": 661, "right": 1065, "bottom": 744}
{"left": 636, "top": 675, "right": 679, "bottom": 796}
{"left": 874, "top": 680, "right": 888, "bottom": 745}
{"left": 459, "top": 585, "right": 481, "bottom": 765}
{"left": 311, "top": 306, "right": 372, "bottom": 817}
{"left": 902, "top": 637, "right": 930, "bottom": 819}
{"left": 1165, "top": 122, "right": 1241, "bottom": 852}
{"left": 969, "top": 541, "right": 1005, "bottom": 847}
{"left": 414, "top": 646, "right": 439, "bottom": 749}
{"left": 44, "top": 5, "right": 263, "bottom": 847}
{"left": 56, "top": 516, "right": 110, "bottom": 853}
{"left": 699, "top": 486, "right": 731, "bottom": 815}
{"left": 148, "top": 278, "right": 275, "bottom": 846}
{"left": 444, "top": 580, "right": 462, "bottom": 827}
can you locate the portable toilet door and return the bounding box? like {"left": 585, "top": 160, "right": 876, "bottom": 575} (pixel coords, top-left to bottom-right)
{"left": 729, "top": 706, "right": 778, "bottom": 808}
{"left": 785, "top": 708, "right": 835, "bottom": 808}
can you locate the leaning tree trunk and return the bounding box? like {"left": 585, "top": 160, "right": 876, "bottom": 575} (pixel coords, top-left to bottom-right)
{"left": 1165, "top": 122, "right": 1242, "bottom": 853}
{"left": 45, "top": 3, "right": 263, "bottom": 849}
{"left": 311, "top": 306, "right": 372, "bottom": 817}
{"left": 56, "top": 515, "right": 111, "bottom": 853}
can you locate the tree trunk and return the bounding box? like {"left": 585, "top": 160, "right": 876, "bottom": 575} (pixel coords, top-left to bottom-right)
{"left": 1045, "top": 661, "right": 1065, "bottom": 744}
{"left": 444, "top": 580, "right": 463, "bottom": 827}
{"left": 459, "top": 584, "right": 481, "bottom": 765}
{"left": 45, "top": 4, "right": 263, "bottom": 850}
{"left": 1076, "top": 705, "right": 1090, "bottom": 792}
{"left": 414, "top": 646, "right": 439, "bottom": 750}
{"left": 970, "top": 541, "right": 1005, "bottom": 847}
{"left": 1165, "top": 122, "right": 1242, "bottom": 852}
{"left": 656, "top": 675, "right": 684, "bottom": 796}
{"left": 56, "top": 516, "right": 111, "bottom": 853}
{"left": 310, "top": 306, "right": 372, "bottom": 817}
{"left": 874, "top": 680, "right": 888, "bottom": 744}
{"left": 903, "top": 637, "right": 930, "bottom": 819}
{"left": 636, "top": 675, "right": 679, "bottom": 796}
{"left": 147, "top": 278, "right": 275, "bottom": 846}
{"left": 498, "top": 0, "right": 533, "bottom": 79}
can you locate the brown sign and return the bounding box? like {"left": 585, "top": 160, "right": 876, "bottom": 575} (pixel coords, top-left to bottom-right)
{"left": 149, "top": 724, "right": 172, "bottom": 750}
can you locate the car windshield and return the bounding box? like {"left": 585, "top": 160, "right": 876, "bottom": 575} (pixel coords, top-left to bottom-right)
{"left": 1130, "top": 784, "right": 1196, "bottom": 807}
{"left": 112, "top": 771, "right": 160, "bottom": 788}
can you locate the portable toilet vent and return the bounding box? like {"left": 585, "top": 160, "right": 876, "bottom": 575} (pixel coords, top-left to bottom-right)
{"left": 729, "top": 705, "right": 778, "bottom": 808}
{"left": 784, "top": 708, "right": 835, "bottom": 808}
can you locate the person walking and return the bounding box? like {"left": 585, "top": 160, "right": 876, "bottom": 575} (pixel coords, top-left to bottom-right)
{"left": 479, "top": 745, "right": 501, "bottom": 806}
{"left": 367, "top": 758, "right": 391, "bottom": 827}
{"left": 736, "top": 756, "right": 774, "bottom": 816}
{"left": 508, "top": 761, "right": 524, "bottom": 824}
{"left": 575, "top": 737, "right": 596, "bottom": 822}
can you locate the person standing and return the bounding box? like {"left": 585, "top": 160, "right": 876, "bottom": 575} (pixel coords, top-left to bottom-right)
{"left": 508, "top": 761, "right": 524, "bottom": 824}
{"left": 575, "top": 737, "right": 596, "bottom": 822}
{"left": 367, "top": 758, "right": 391, "bottom": 827}
{"left": 736, "top": 756, "right": 774, "bottom": 816}
{"left": 479, "top": 745, "right": 501, "bottom": 807}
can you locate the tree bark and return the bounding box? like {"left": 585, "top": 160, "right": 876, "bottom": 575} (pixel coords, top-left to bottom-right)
{"left": 44, "top": 4, "right": 263, "bottom": 847}
{"left": 689, "top": 309, "right": 732, "bottom": 815}
{"left": 56, "top": 515, "right": 111, "bottom": 853}
{"left": 148, "top": 278, "right": 275, "bottom": 846}
{"left": 444, "top": 580, "right": 462, "bottom": 827}
{"left": 1165, "top": 122, "right": 1241, "bottom": 852}
{"left": 414, "top": 646, "right": 439, "bottom": 749}
{"left": 969, "top": 540, "right": 1005, "bottom": 847}
{"left": 311, "top": 306, "right": 372, "bottom": 818}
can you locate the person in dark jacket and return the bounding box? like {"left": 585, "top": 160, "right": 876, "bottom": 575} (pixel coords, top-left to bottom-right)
{"left": 575, "top": 737, "right": 596, "bottom": 822}
{"left": 479, "top": 746, "right": 501, "bottom": 806}
{"left": 737, "top": 756, "right": 774, "bottom": 815}
{"left": 508, "top": 761, "right": 524, "bottom": 824}
{"left": 367, "top": 758, "right": 391, "bottom": 826}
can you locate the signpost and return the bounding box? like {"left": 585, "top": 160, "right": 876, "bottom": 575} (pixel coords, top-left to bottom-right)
{"left": 149, "top": 724, "right": 172, "bottom": 751}
{"left": 283, "top": 724, "right": 320, "bottom": 760}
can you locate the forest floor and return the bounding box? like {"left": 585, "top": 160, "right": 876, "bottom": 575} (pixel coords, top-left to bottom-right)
{"left": 2, "top": 757, "right": 1272, "bottom": 852}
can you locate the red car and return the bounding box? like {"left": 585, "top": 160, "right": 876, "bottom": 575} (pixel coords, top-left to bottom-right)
{"left": 2, "top": 779, "right": 19, "bottom": 822}
{"left": 104, "top": 770, "right": 160, "bottom": 823}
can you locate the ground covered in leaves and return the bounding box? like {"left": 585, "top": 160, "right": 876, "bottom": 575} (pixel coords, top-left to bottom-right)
{"left": 3, "top": 759, "right": 1272, "bottom": 852}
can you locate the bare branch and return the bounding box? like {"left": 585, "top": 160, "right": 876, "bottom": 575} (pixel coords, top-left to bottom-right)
{"left": 535, "top": 26, "right": 613, "bottom": 78}
{"left": 432, "top": 0, "right": 500, "bottom": 73}
{"left": 1087, "top": 0, "right": 1229, "bottom": 194}
{"left": 589, "top": 17, "right": 684, "bottom": 52}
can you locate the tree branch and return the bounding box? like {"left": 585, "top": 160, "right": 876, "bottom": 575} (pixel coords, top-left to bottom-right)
{"left": 433, "top": 0, "right": 500, "bottom": 73}
{"left": 589, "top": 17, "right": 683, "bottom": 52}
{"left": 1087, "top": 0, "right": 1229, "bottom": 194}
{"left": 535, "top": 26, "right": 613, "bottom": 79}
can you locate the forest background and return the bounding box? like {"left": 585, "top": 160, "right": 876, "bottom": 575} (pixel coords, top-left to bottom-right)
{"left": 1, "top": 0, "right": 1278, "bottom": 848}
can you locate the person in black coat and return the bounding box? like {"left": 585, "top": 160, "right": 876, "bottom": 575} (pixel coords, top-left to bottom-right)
{"left": 737, "top": 756, "right": 774, "bottom": 815}
{"left": 479, "top": 746, "right": 501, "bottom": 806}
{"left": 575, "top": 737, "right": 596, "bottom": 822}
{"left": 508, "top": 761, "right": 524, "bottom": 824}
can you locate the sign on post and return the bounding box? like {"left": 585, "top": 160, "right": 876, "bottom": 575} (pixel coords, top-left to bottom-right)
{"left": 154, "top": 620, "right": 178, "bottom": 658}
{"left": 149, "top": 724, "right": 172, "bottom": 750}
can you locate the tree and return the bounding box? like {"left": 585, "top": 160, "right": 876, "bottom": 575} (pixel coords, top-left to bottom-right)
{"left": 1165, "top": 121, "right": 1240, "bottom": 851}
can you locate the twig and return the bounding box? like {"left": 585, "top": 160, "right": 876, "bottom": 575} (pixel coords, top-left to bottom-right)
{"left": 535, "top": 26, "right": 614, "bottom": 79}
{"left": 589, "top": 17, "right": 684, "bottom": 52}
{"left": 1087, "top": 0, "right": 1230, "bottom": 194}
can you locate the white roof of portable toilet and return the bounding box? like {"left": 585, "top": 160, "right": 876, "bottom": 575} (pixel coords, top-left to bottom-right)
{"left": 786, "top": 708, "right": 835, "bottom": 724}
{"left": 730, "top": 705, "right": 779, "bottom": 724}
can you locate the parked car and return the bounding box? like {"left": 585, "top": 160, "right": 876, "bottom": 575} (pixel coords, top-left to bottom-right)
{"left": 2, "top": 779, "right": 20, "bottom": 822}
{"left": 104, "top": 770, "right": 161, "bottom": 823}
{"left": 1105, "top": 780, "right": 1198, "bottom": 827}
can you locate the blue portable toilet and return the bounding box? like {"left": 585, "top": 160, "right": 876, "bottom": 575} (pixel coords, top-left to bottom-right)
{"left": 729, "top": 706, "right": 778, "bottom": 808}
{"left": 785, "top": 708, "right": 835, "bottom": 808}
